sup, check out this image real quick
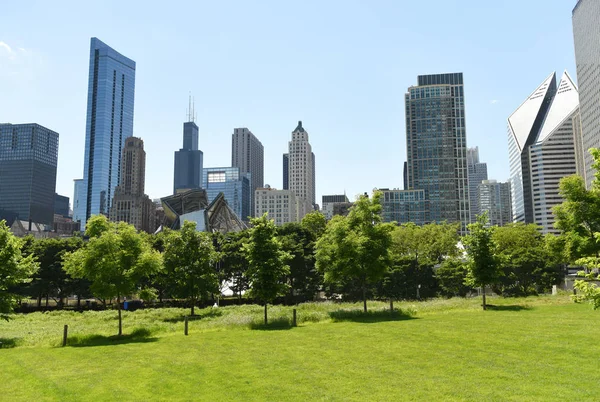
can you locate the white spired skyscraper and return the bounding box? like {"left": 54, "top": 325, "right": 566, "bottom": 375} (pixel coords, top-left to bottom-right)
{"left": 73, "top": 38, "right": 136, "bottom": 228}
{"left": 287, "top": 121, "right": 315, "bottom": 219}
{"left": 507, "top": 71, "right": 580, "bottom": 233}
{"left": 572, "top": 0, "right": 600, "bottom": 187}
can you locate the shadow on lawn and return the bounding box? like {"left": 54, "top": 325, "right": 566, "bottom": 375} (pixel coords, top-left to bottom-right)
{"left": 0, "top": 337, "right": 21, "bottom": 349}
{"left": 486, "top": 305, "right": 531, "bottom": 312}
{"left": 250, "top": 317, "right": 294, "bottom": 331}
{"left": 162, "top": 309, "right": 224, "bottom": 323}
{"left": 329, "top": 308, "right": 418, "bottom": 324}
{"left": 67, "top": 328, "right": 158, "bottom": 347}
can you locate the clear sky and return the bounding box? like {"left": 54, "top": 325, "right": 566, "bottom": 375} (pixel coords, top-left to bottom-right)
{"left": 0, "top": 0, "right": 578, "bottom": 207}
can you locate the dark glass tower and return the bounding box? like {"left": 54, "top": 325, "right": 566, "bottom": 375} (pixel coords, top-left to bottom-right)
{"left": 173, "top": 121, "right": 203, "bottom": 193}
{"left": 405, "top": 73, "right": 470, "bottom": 232}
{"left": 0, "top": 123, "right": 59, "bottom": 225}
{"left": 75, "top": 38, "right": 136, "bottom": 228}
{"left": 283, "top": 153, "right": 289, "bottom": 190}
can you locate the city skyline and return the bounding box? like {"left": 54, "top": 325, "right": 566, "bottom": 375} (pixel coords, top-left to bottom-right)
{"left": 0, "top": 1, "right": 579, "bottom": 209}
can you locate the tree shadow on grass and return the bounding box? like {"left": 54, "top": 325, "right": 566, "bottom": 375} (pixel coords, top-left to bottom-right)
{"left": 67, "top": 328, "right": 158, "bottom": 347}
{"left": 162, "top": 309, "right": 224, "bottom": 323}
{"left": 486, "top": 305, "right": 531, "bottom": 312}
{"left": 329, "top": 308, "right": 418, "bottom": 324}
{"left": 0, "top": 337, "right": 21, "bottom": 349}
{"left": 249, "top": 317, "right": 294, "bottom": 331}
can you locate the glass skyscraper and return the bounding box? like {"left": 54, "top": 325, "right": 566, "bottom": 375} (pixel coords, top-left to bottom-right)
{"left": 0, "top": 123, "right": 59, "bottom": 225}
{"left": 74, "top": 37, "right": 136, "bottom": 228}
{"left": 174, "top": 120, "right": 203, "bottom": 194}
{"left": 405, "top": 73, "right": 470, "bottom": 232}
{"left": 202, "top": 167, "right": 251, "bottom": 222}
{"left": 232, "top": 128, "right": 264, "bottom": 216}
{"left": 467, "top": 147, "right": 488, "bottom": 223}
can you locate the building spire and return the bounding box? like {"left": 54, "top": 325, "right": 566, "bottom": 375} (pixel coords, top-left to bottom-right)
{"left": 187, "top": 92, "right": 196, "bottom": 123}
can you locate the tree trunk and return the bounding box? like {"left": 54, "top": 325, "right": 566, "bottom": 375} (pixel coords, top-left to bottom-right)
{"left": 45, "top": 294, "right": 49, "bottom": 308}
{"left": 37, "top": 294, "right": 42, "bottom": 308}
{"left": 191, "top": 298, "right": 195, "bottom": 316}
{"left": 363, "top": 286, "right": 367, "bottom": 313}
{"left": 264, "top": 303, "right": 268, "bottom": 325}
{"left": 117, "top": 295, "right": 123, "bottom": 336}
{"left": 482, "top": 285, "right": 487, "bottom": 311}
{"left": 77, "top": 295, "right": 81, "bottom": 310}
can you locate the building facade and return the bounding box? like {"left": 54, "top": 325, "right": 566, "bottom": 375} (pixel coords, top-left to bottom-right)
{"left": 572, "top": 0, "right": 600, "bottom": 187}
{"left": 287, "top": 121, "right": 315, "bottom": 218}
{"left": 283, "top": 153, "right": 289, "bottom": 190}
{"left": 405, "top": 73, "right": 470, "bottom": 232}
{"left": 467, "top": 147, "right": 488, "bottom": 222}
{"left": 379, "top": 188, "right": 428, "bottom": 225}
{"left": 72, "top": 179, "right": 85, "bottom": 225}
{"left": 54, "top": 194, "right": 70, "bottom": 218}
{"left": 75, "top": 38, "right": 136, "bottom": 228}
{"left": 478, "top": 180, "right": 512, "bottom": 227}
{"left": 232, "top": 128, "right": 264, "bottom": 216}
{"left": 321, "top": 194, "right": 349, "bottom": 220}
{"left": 109, "top": 137, "right": 155, "bottom": 233}
{"left": 174, "top": 120, "right": 203, "bottom": 193}
{"left": 255, "top": 186, "right": 311, "bottom": 226}
{"left": 507, "top": 71, "right": 579, "bottom": 233}
{"left": 202, "top": 167, "right": 251, "bottom": 223}
{"left": 0, "top": 123, "right": 59, "bottom": 225}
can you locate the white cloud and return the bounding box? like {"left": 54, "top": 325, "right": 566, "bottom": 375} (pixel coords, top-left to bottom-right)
{"left": 0, "top": 41, "right": 17, "bottom": 60}
{"left": 490, "top": 99, "right": 499, "bottom": 104}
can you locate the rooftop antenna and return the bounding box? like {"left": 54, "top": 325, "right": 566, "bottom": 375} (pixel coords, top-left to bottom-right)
{"left": 187, "top": 92, "right": 196, "bottom": 123}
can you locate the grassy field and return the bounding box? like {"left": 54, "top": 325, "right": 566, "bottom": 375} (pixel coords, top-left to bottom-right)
{"left": 1, "top": 296, "right": 600, "bottom": 400}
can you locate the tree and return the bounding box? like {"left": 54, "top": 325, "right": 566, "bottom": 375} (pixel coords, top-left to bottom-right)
{"left": 463, "top": 213, "right": 498, "bottom": 310}
{"left": 301, "top": 211, "right": 327, "bottom": 239}
{"left": 491, "top": 223, "right": 562, "bottom": 296}
{"left": 316, "top": 191, "right": 395, "bottom": 312}
{"left": 572, "top": 263, "right": 600, "bottom": 310}
{"left": 436, "top": 258, "right": 473, "bottom": 298}
{"left": 244, "top": 214, "right": 290, "bottom": 324}
{"left": 0, "top": 220, "right": 38, "bottom": 320}
{"left": 219, "top": 230, "right": 250, "bottom": 303}
{"left": 163, "top": 221, "right": 219, "bottom": 316}
{"left": 390, "top": 222, "right": 459, "bottom": 265}
{"left": 378, "top": 256, "right": 438, "bottom": 301}
{"left": 63, "top": 216, "right": 162, "bottom": 335}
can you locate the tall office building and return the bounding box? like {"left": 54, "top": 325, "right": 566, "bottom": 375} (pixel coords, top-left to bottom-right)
{"left": 174, "top": 116, "right": 203, "bottom": 194}
{"left": 282, "top": 153, "right": 289, "bottom": 190}
{"left": 478, "top": 180, "right": 512, "bottom": 227}
{"left": 405, "top": 73, "right": 470, "bottom": 232}
{"left": 322, "top": 194, "right": 349, "bottom": 220}
{"left": 255, "top": 186, "right": 311, "bottom": 226}
{"left": 75, "top": 38, "right": 136, "bottom": 228}
{"left": 0, "top": 123, "right": 59, "bottom": 225}
{"left": 467, "top": 147, "right": 488, "bottom": 222}
{"left": 379, "top": 188, "right": 428, "bottom": 225}
{"left": 507, "top": 71, "right": 579, "bottom": 233}
{"left": 202, "top": 167, "right": 251, "bottom": 223}
{"left": 54, "top": 194, "right": 70, "bottom": 218}
{"left": 109, "top": 137, "right": 155, "bottom": 232}
{"left": 287, "top": 121, "right": 315, "bottom": 219}
{"left": 573, "top": 0, "right": 600, "bottom": 187}
{"left": 232, "top": 128, "right": 264, "bottom": 217}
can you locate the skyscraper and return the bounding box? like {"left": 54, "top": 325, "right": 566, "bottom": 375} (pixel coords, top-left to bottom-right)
{"left": 467, "top": 147, "right": 488, "bottom": 222}
{"left": 287, "top": 121, "right": 315, "bottom": 218}
{"left": 75, "top": 38, "right": 136, "bottom": 228}
{"left": 202, "top": 167, "right": 251, "bottom": 222}
{"left": 405, "top": 73, "right": 470, "bottom": 231}
{"left": 322, "top": 194, "right": 350, "bottom": 220}
{"left": 232, "top": 128, "right": 264, "bottom": 216}
{"left": 283, "top": 153, "right": 289, "bottom": 190}
{"left": 173, "top": 117, "right": 203, "bottom": 194}
{"left": 507, "top": 71, "right": 579, "bottom": 233}
{"left": 0, "top": 123, "right": 59, "bottom": 225}
{"left": 478, "top": 180, "right": 512, "bottom": 227}
{"left": 109, "top": 137, "right": 155, "bottom": 232}
{"left": 572, "top": 0, "right": 600, "bottom": 187}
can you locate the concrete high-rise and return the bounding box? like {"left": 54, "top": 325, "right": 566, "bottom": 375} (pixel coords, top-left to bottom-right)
{"left": 174, "top": 119, "right": 203, "bottom": 194}
{"left": 74, "top": 38, "right": 136, "bottom": 228}
{"left": 287, "top": 121, "right": 315, "bottom": 219}
{"left": 573, "top": 0, "right": 600, "bottom": 187}
{"left": 0, "top": 123, "right": 59, "bottom": 225}
{"left": 232, "top": 128, "right": 264, "bottom": 216}
{"left": 467, "top": 147, "right": 488, "bottom": 222}
{"left": 478, "top": 180, "right": 512, "bottom": 227}
{"left": 109, "top": 137, "right": 155, "bottom": 232}
{"left": 405, "top": 73, "right": 470, "bottom": 232}
{"left": 507, "top": 71, "right": 579, "bottom": 233}
{"left": 322, "top": 194, "right": 349, "bottom": 220}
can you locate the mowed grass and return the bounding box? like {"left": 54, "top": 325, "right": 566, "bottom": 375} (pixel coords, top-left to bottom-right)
{"left": 1, "top": 296, "right": 600, "bottom": 401}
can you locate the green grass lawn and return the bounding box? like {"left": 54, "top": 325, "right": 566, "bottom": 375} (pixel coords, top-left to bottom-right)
{"left": 1, "top": 296, "right": 600, "bottom": 401}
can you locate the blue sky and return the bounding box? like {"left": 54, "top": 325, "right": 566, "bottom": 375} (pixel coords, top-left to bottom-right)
{"left": 0, "top": 0, "right": 578, "bottom": 206}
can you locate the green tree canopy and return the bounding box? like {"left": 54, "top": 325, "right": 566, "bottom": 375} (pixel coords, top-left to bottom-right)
{"left": 316, "top": 191, "right": 394, "bottom": 312}
{"left": 63, "top": 215, "right": 162, "bottom": 335}
{"left": 390, "top": 222, "right": 459, "bottom": 265}
{"left": 244, "top": 214, "right": 290, "bottom": 324}
{"left": 0, "top": 220, "right": 38, "bottom": 320}
{"left": 163, "top": 221, "right": 219, "bottom": 316}
{"left": 436, "top": 258, "right": 473, "bottom": 298}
